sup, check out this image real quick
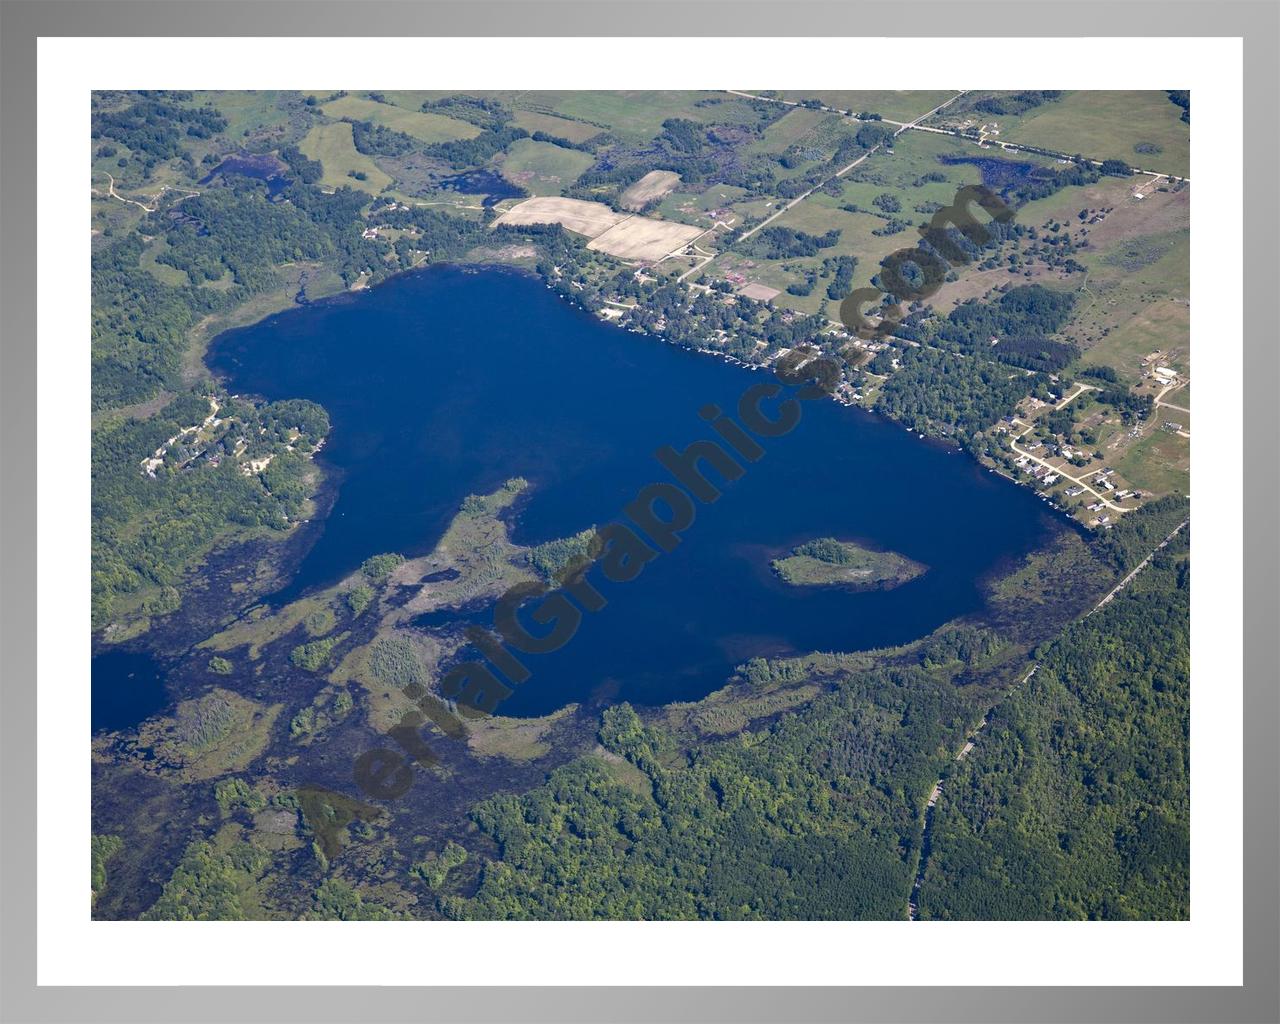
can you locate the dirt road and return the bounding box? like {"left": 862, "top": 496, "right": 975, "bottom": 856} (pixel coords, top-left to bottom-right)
{"left": 684, "top": 92, "right": 967, "bottom": 283}
{"left": 1088, "top": 517, "right": 1189, "bottom": 616}
{"left": 1009, "top": 420, "right": 1129, "bottom": 513}
{"left": 907, "top": 663, "right": 1038, "bottom": 920}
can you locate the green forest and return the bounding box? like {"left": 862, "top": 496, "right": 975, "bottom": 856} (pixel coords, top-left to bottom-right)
{"left": 919, "top": 529, "right": 1189, "bottom": 919}
{"left": 455, "top": 659, "right": 980, "bottom": 920}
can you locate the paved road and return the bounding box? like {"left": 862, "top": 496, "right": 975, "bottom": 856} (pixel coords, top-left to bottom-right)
{"left": 682, "top": 92, "right": 967, "bottom": 283}
{"left": 725, "top": 89, "right": 1190, "bottom": 184}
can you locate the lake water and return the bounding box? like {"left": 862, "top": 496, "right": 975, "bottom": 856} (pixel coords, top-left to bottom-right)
{"left": 92, "top": 649, "right": 169, "bottom": 734}
{"left": 432, "top": 170, "right": 525, "bottom": 207}
{"left": 206, "top": 265, "right": 1059, "bottom": 716}
{"left": 938, "top": 153, "right": 1054, "bottom": 192}
{"left": 198, "top": 153, "right": 290, "bottom": 197}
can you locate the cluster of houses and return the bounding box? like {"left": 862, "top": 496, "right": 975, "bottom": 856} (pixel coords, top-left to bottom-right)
{"left": 361, "top": 203, "right": 414, "bottom": 242}
{"left": 1012, "top": 454, "right": 1059, "bottom": 487}
{"left": 139, "top": 397, "right": 222, "bottom": 478}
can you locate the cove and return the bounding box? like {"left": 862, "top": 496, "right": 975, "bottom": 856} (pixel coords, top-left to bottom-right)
{"left": 208, "top": 265, "right": 1061, "bottom": 717}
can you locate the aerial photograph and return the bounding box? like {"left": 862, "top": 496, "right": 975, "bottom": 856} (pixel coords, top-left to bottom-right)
{"left": 90, "top": 88, "right": 1190, "bottom": 922}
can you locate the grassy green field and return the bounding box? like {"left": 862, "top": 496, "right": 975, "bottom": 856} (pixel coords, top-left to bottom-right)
{"left": 766, "top": 90, "right": 958, "bottom": 122}
{"left": 1113, "top": 407, "right": 1190, "bottom": 498}
{"left": 839, "top": 129, "right": 1029, "bottom": 210}
{"left": 188, "top": 90, "right": 297, "bottom": 147}
{"left": 748, "top": 107, "right": 834, "bottom": 153}
{"left": 989, "top": 91, "right": 1190, "bottom": 178}
{"left": 516, "top": 90, "right": 727, "bottom": 142}
{"left": 298, "top": 122, "right": 391, "bottom": 194}
{"left": 717, "top": 134, "right": 1027, "bottom": 313}
{"left": 655, "top": 184, "right": 755, "bottom": 225}
{"left": 138, "top": 237, "right": 189, "bottom": 287}
{"left": 1016, "top": 175, "right": 1141, "bottom": 226}
{"left": 1074, "top": 230, "right": 1190, "bottom": 382}
{"left": 320, "top": 95, "right": 479, "bottom": 143}
{"left": 498, "top": 138, "right": 594, "bottom": 195}
{"left": 511, "top": 109, "right": 602, "bottom": 144}
{"left": 958, "top": 164, "right": 1192, "bottom": 385}
{"left": 775, "top": 195, "right": 910, "bottom": 290}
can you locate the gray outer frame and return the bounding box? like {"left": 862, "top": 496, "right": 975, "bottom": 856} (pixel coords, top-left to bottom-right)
{"left": 1, "top": 1, "right": 1275, "bottom": 1021}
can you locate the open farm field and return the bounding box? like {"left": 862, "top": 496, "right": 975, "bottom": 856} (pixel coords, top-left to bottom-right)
{"left": 511, "top": 109, "right": 603, "bottom": 144}
{"left": 959, "top": 91, "right": 1190, "bottom": 178}
{"left": 320, "top": 94, "right": 479, "bottom": 144}
{"left": 748, "top": 107, "right": 836, "bottom": 153}
{"left": 514, "top": 90, "right": 727, "bottom": 142}
{"left": 498, "top": 139, "right": 594, "bottom": 195}
{"left": 298, "top": 121, "right": 392, "bottom": 193}
{"left": 492, "top": 195, "right": 627, "bottom": 236}
{"left": 620, "top": 170, "right": 682, "bottom": 211}
{"left": 1073, "top": 228, "right": 1190, "bottom": 381}
{"left": 588, "top": 216, "right": 704, "bottom": 261}
{"left": 494, "top": 195, "right": 701, "bottom": 260}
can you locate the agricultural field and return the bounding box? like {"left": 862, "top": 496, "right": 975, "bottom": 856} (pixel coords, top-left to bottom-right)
{"left": 298, "top": 121, "right": 392, "bottom": 193}
{"left": 511, "top": 109, "right": 604, "bottom": 144}
{"left": 1067, "top": 191, "right": 1191, "bottom": 382}
{"left": 620, "top": 170, "right": 682, "bottom": 211}
{"left": 510, "top": 90, "right": 733, "bottom": 142}
{"left": 1113, "top": 406, "right": 1191, "bottom": 497}
{"left": 587, "top": 216, "right": 704, "bottom": 261}
{"left": 493, "top": 195, "right": 628, "bottom": 236}
{"left": 493, "top": 195, "right": 703, "bottom": 260}
{"left": 656, "top": 183, "right": 753, "bottom": 225}
{"left": 955, "top": 91, "right": 1191, "bottom": 178}
{"left": 497, "top": 138, "right": 594, "bottom": 196}
{"left": 839, "top": 129, "right": 995, "bottom": 204}
{"left": 748, "top": 107, "right": 836, "bottom": 153}
{"left": 319, "top": 94, "right": 479, "bottom": 144}
{"left": 701, "top": 184, "right": 791, "bottom": 228}
{"left": 696, "top": 132, "right": 1052, "bottom": 316}
{"left": 896, "top": 159, "right": 1189, "bottom": 339}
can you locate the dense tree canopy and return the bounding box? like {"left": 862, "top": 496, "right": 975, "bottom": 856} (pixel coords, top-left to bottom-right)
{"left": 920, "top": 529, "right": 1189, "bottom": 919}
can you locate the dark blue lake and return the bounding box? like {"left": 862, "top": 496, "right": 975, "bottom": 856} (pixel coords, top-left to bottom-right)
{"left": 92, "top": 649, "right": 169, "bottom": 734}
{"left": 198, "top": 153, "right": 290, "bottom": 197}
{"left": 208, "top": 265, "right": 1059, "bottom": 716}
{"left": 938, "top": 153, "right": 1055, "bottom": 193}
{"left": 433, "top": 170, "right": 525, "bottom": 207}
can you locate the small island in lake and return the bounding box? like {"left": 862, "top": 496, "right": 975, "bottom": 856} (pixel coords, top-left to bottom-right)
{"left": 771, "top": 537, "right": 927, "bottom": 591}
